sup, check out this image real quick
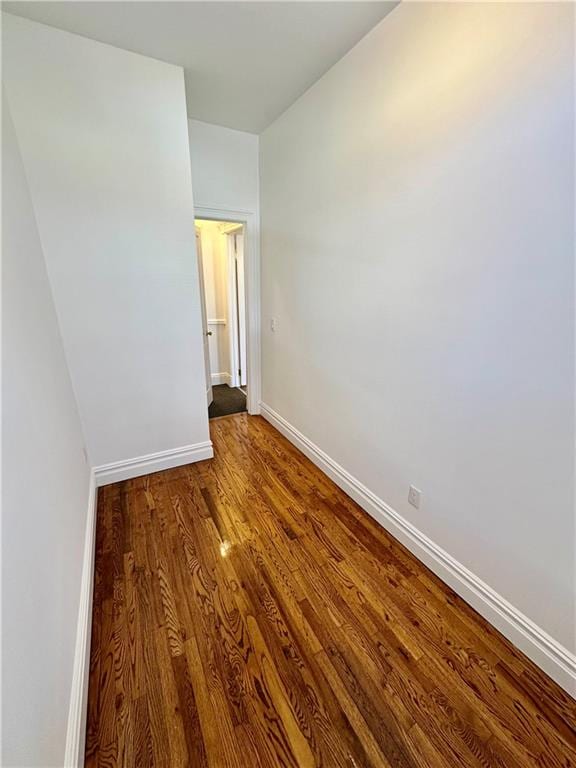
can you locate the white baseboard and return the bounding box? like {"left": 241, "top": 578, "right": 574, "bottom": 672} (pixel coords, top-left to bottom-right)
{"left": 259, "top": 402, "right": 576, "bottom": 696}
{"left": 64, "top": 471, "right": 98, "bottom": 767}
{"left": 211, "top": 372, "right": 232, "bottom": 386}
{"left": 94, "top": 441, "right": 214, "bottom": 486}
{"left": 64, "top": 438, "right": 215, "bottom": 764}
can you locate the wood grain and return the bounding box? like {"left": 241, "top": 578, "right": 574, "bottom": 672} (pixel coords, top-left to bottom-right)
{"left": 85, "top": 413, "right": 575, "bottom": 767}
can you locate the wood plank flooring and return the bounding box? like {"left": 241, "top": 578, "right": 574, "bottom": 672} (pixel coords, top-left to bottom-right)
{"left": 85, "top": 413, "right": 576, "bottom": 767}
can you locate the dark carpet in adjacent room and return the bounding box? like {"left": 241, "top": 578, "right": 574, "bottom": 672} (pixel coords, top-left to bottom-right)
{"left": 208, "top": 384, "right": 247, "bottom": 418}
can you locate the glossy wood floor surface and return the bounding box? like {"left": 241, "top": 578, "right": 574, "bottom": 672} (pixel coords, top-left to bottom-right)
{"left": 85, "top": 413, "right": 575, "bottom": 767}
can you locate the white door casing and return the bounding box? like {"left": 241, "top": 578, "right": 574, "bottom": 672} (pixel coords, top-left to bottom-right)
{"left": 227, "top": 229, "right": 247, "bottom": 388}
{"left": 195, "top": 229, "right": 213, "bottom": 406}
{"left": 236, "top": 232, "right": 247, "bottom": 388}
{"left": 194, "top": 206, "right": 260, "bottom": 415}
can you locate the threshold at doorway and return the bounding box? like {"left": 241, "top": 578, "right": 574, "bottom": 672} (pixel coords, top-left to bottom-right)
{"left": 208, "top": 384, "right": 247, "bottom": 419}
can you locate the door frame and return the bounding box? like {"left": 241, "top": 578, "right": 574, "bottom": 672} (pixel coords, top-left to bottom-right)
{"left": 222, "top": 225, "right": 246, "bottom": 389}
{"left": 195, "top": 226, "right": 214, "bottom": 406}
{"left": 194, "top": 205, "right": 261, "bottom": 415}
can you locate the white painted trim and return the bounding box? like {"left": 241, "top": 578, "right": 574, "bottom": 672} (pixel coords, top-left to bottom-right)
{"left": 64, "top": 471, "right": 98, "bottom": 767}
{"left": 219, "top": 222, "right": 243, "bottom": 235}
{"left": 226, "top": 231, "right": 244, "bottom": 389}
{"left": 64, "top": 436, "right": 215, "bottom": 761}
{"left": 195, "top": 203, "right": 253, "bottom": 215}
{"left": 211, "top": 372, "right": 232, "bottom": 386}
{"left": 260, "top": 402, "right": 576, "bottom": 696}
{"left": 94, "top": 441, "right": 213, "bottom": 486}
{"left": 194, "top": 205, "right": 260, "bottom": 415}
{"left": 227, "top": 233, "right": 239, "bottom": 388}
{"left": 207, "top": 318, "right": 226, "bottom": 325}
{"left": 195, "top": 228, "right": 213, "bottom": 407}
{"left": 226, "top": 231, "right": 247, "bottom": 387}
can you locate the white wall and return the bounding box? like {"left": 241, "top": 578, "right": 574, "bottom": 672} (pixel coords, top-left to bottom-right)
{"left": 2, "top": 98, "right": 92, "bottom": 767}
{"left": 188, "top": 119, "right": 259, "bottom": 406}
{"left": 3, "top": 13, "right": 211, "bottom": 469}
{"left": 261, "top": 0, "right": 575, "bottom": 661}
{"left": 188, "top": 119, "right": 258, "bottom": 212}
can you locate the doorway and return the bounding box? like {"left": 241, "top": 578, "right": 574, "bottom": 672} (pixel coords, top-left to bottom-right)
{"left": 195, "top": 217, "right": 248, "bottom": 418}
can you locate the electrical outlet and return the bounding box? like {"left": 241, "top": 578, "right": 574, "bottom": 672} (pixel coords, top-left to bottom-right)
{"left": 408, "top": 485, "right": 422, "bottom": 509}
{"left": 270, "top": 317, "right": 278, "bottom": 332}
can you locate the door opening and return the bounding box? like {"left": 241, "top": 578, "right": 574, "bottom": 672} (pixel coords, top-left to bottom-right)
{"left": 195, "top": 218, "right": 248, "bottom": 419}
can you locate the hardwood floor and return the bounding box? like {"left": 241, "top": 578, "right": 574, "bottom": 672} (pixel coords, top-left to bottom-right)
{"left": 85, "top": 413, "right": 575, "bottom": 767}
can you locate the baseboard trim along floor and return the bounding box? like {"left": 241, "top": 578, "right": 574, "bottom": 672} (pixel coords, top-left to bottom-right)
{"left": 94, "top": 441, "right": 214, "bottom": 486}
{"left": 211, "top": 371, "right": 232, "bottom": 386}
{"left": 66, "top": 438, "right": 216, "bottom": 764}
{"left": 259, "top": 402, "right": 576, "bottom": 696}
{"left": 64, "top": 472, "right": 98, "bottom": 768}
{"left": 65, "top": 409, "right": 575, "bottom": 766}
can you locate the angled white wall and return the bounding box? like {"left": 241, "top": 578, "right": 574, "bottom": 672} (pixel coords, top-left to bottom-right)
{"left": 2, "top": 98, "right": 92, "bottom": 768}
{"left": 3, "top": 13, "right": 211, "bottom": 472}
{"left": 261, "top": 2, "right": 575, "bottom": 686}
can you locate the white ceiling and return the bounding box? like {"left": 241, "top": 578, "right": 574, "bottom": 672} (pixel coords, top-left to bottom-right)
{"left": 3, "top": 1, "right": 398, "bottom": 133}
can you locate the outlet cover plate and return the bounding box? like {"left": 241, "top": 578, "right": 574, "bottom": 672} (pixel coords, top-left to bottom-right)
{"left": 408, "top": 485, "right": 422, "bottom": 509}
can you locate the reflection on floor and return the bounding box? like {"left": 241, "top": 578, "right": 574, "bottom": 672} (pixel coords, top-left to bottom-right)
{"left": 85, "top": 414, "right": 576, "bottom": 767}
{"left": 208, "top": 384, "right": 247, "bottom": 419}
